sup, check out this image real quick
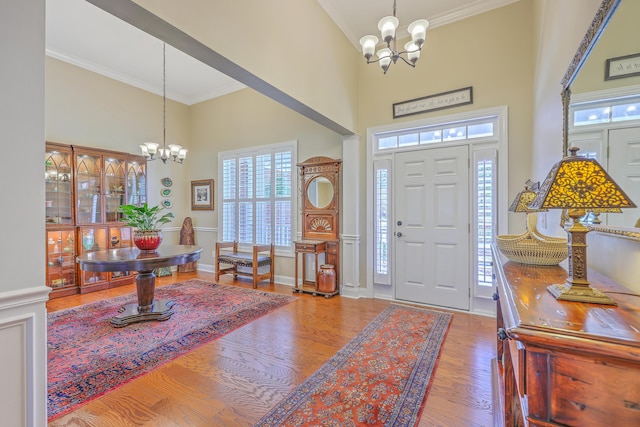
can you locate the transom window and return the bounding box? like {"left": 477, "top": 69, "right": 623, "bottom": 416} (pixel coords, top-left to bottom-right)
{"left": 571, "top": 96, "right": 640, "bottom": 127}
{"left": 219, "top": 141, "right": 296, "bottom": 250}
{"left": 376, "top": 117, "right": 496, "bottom": 151}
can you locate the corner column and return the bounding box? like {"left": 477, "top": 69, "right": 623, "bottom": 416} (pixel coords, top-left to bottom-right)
{"left": 341, "top": 135, "right": 361, "bottom": 293}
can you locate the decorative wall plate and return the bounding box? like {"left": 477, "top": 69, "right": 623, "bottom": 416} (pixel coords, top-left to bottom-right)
{"left": 162, "top": 199, "right": 173, "bottom": 209}
{"left": 160, "top": 188, "right": 172, "bottom": 197}
{"left": 161, "top": 177, "right": 173, "bottom": 187}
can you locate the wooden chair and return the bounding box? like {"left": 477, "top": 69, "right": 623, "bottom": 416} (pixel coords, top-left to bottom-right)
{"left": 215, "top": 241, "right": 274, "bottom": 288}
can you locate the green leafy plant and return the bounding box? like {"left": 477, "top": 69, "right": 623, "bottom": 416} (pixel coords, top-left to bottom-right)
{"left": 118, "top": 203, "right": 175, "bottom": 231}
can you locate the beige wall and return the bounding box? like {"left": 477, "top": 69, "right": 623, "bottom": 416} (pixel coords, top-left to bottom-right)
{"left": 46, "top": 56, "right": 192, "bottom": 239}
{"left": 531, "top": 0, "right": 640, "bottom": 291}
{"left": 571, "top": 0, "right": 640, "bottom": 94}
{"left": 44, "top": 0, "right": 640, "bottom": 291}
{"left": 46, "top": 56, "right": 345, "bottom": 272}
{"left": 530, "top": 0, "right": 602, "bottom": 237}
{"left": 358, "top": 0, "right": 535, "bottom": 238}
{"left": 133, "top": 0, "right": 359, "bottom": 134}
{"left": 189, "top": 88, "right": 344, "bottom": 269}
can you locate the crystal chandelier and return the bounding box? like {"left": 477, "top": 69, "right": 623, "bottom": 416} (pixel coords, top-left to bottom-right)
{"left": 140, "top": 43, "right": 188, "bottom": 164}
{"left": 359, "top": 0, "right": 429, "bottom": 74}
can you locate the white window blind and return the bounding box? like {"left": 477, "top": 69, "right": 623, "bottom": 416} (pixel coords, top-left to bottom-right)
{"left": 220, "top": 141, "right": 296, "bottom": 249}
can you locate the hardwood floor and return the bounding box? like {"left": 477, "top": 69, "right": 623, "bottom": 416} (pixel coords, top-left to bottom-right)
{"left": 47, "top": 272, "right": 495, "bottom": 426}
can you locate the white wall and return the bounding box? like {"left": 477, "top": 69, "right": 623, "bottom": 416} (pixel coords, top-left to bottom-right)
{"left": 0, "top": 0, "right": 50, "bottom": 425}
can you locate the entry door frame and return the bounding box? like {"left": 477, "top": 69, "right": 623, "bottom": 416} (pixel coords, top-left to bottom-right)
{"left": 365, "top": 106, "right": 509, "bottom": 314}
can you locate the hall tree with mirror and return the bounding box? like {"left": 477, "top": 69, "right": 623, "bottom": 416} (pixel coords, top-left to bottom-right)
{"left": 293, "top": 156, "right": 341, "bottom": 298}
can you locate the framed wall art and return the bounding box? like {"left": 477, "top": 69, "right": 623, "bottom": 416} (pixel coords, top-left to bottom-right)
{"left": 191, "top": 179, "right": 214, "bottom": 210}
{"left": 605, "top": 52, "right": 640, "bottom": 80}
{"left": 393, "top": 86, "right": 473, "bottom": 118}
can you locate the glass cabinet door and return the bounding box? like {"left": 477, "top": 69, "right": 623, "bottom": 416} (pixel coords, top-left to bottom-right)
{"left": 104, "top": 157, "right": 126, "bottom": 222}
{"left": 46, "top": 229, "right": 76, "bottom": 289}
{"left": 45, "top": 147, "right": 73, "bottom": 225}
{"left": 127, "top": 159, "right": 147, "bottom": 205}
{"left": 78, "top": 226, "right": 109, "bottom": 286}
{"left": 108, "top": 226, "right": 134, "bottom": 281}
{"left": 76, "top": 153, "right": 103, "bottom": 224}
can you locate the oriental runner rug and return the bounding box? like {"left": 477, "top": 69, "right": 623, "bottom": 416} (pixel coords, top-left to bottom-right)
{"left": 254, "top": 304, "right": 452, "bottom": 427}
{"left": 47, "top": 279, "right": 294, "bottom": 421}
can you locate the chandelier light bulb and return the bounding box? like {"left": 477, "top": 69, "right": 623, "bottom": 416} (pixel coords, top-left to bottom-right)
{"left": 405, "top": 41, "right": 420, "bottom": 64}
{"left": 408, "top": 19, "right": 429, "bottom": 46}
{"left": 144, "top": 142, "right": 159, "bottom": 156}
{"left": 377, "top": 48, "right": 392, "bottom": 73}
{"left": 359, "top": 35, "right": 379, "bottom": 60}
{"left": 378, "top": 16, "right": 399, "bottom": 44}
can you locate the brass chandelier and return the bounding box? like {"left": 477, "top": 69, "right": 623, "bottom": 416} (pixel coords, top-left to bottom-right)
{"left": 140, "top": 43, "right": 188, "bottom": 164}
{"left": 359, "top": 0, "right": 429, "bottom": 74}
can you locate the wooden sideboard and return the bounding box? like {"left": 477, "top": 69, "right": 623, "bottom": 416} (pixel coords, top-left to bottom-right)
{"left": 492, "top": 245, "right": 640, "bottom": 426}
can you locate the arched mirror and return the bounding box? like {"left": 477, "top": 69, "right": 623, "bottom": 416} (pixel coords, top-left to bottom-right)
{"left": 562, "top": 0, "right": 640, "bottom": 237}
{"left": 307, "top": 176, "right": 334, "bottom": 209}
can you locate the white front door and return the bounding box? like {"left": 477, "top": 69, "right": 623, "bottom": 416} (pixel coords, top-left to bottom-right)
{"left": 608, "top": 127, "right": 640, "bottom": 227}
{"left": 394, "top": 145, "right": 470, "bottom": 310}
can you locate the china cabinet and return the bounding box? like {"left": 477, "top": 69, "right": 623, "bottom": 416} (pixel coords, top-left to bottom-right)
{"left": 45, "top": 142, "right": 147, "bottom": 297}
{"left": 293, "top": 156, "right": 341, "bottom": 298}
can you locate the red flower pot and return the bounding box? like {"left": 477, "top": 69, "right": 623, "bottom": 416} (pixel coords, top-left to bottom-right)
{"left": 133, "top": 230, "right": 163, "bottom": 251}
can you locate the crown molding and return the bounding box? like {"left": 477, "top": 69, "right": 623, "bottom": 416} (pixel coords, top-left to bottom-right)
{"left": 46, "top": 48, "right": 245, "bottom": 105}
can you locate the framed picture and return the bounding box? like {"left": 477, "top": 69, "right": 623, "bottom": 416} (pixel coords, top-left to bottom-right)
{"left": 393, "top": 86, "right": 473, "bottom": 118}
{"left": 605, "top": 53, "right": 640, "bottom": 80}
{"left": 191, "top": 179, "right": 214, "bottom": 210}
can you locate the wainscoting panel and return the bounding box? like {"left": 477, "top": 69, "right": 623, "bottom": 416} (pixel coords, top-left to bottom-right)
{"left": 0, "top": 286, "right": 50, "bottom": 427}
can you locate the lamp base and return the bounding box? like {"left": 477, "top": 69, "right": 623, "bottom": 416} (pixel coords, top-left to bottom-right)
{"left": 547, "top": 283, "right": 617, "bottom": 305}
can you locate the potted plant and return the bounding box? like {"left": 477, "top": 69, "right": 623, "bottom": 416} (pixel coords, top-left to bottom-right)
{"left": 118, "top": 203, "right": 175, "bottom": 250}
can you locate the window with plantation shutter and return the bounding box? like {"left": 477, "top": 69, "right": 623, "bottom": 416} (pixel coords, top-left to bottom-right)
{"left": 219, "top": 141, "right": 296, "bottom": 250}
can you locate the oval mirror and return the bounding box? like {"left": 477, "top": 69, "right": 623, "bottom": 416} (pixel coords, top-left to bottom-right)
{"left": 307, "top": 176, "right": 334, "bottom": 208}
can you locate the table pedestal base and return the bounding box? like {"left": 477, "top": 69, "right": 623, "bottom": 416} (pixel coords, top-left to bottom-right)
{"left": 110, "top": 299, "right": 175, "bottom": 327}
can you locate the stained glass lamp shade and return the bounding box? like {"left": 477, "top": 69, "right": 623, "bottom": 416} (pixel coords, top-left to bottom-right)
{"left": 529, "top": 148, "right": 636, "bottom": 305}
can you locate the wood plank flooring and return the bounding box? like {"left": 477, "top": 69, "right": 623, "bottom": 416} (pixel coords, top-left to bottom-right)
{"left": 47, "top": 272, "right": 495, "bottom": 426}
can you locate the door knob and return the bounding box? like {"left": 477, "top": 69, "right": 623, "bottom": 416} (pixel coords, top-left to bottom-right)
{"left": 396, "top": 232, "right": 403, "bottom": 237}
{"left": 397, "top": 220, "right": 402, "bottom": 226}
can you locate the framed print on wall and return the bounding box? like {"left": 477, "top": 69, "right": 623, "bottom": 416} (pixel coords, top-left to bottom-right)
{"left": 191, "top": 179, "right": 214, "bottom": 210}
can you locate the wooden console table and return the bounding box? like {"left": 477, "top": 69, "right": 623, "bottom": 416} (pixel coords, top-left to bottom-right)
{"left": 293, "top": 239, "right": 326, "bottom": 295}
{"left": 491, "top": 244, "right": 640, "bottom": 426}
{"left": 77, "top": 245, "right": 202, "bottom": 327}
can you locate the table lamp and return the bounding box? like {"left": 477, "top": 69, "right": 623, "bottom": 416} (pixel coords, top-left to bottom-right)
{"left": 508, "top": 181, "right": 550, "bottom": 234}
{"left": 529, "top": 147, "right": 636, "bottom": 305}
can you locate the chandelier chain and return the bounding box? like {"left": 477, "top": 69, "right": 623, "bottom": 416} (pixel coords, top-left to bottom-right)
{"left": 139, "top": 42, "right": 187, "bottom": 164}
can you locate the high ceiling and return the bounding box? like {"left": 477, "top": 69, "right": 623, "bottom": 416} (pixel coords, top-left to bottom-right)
{"left": 45, "top": 0, "right": 518, "bottom": 105}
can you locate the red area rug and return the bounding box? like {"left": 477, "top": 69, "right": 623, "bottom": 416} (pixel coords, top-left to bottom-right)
{"left": 47, "top": 279, "right": 294, "bottom": 421}
{"left": 255, "top": 304, "right": 452, "bottom": 426}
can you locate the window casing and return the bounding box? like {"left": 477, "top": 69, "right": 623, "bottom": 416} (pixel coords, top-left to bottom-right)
{"left": 219, "top": 141, "right": 297, "bottom": 251}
